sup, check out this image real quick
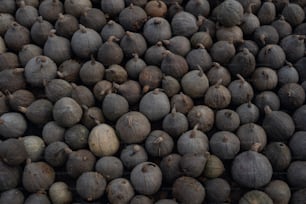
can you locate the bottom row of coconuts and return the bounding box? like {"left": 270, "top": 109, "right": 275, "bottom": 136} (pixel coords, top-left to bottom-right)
{"left": 1, "top": 93, "right": 306, "bottom": 203}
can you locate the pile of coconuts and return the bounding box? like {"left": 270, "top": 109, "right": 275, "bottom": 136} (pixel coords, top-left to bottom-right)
{"left": 2, "top": 0, "right": 306, "bottom": 203}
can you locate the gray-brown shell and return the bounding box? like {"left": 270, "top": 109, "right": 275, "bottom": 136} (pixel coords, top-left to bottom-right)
{"left": 18, "top": 44, "right": 42, "bottom": 67}
{"left": 204, "top": 80, "right": 231, "bottom": 109}
{"left": 257, "top": 44, "right": 286, "bottom": 69}
{"left": 101, "top": 0, "right": 125, "bottom": 16}
{"left": 49, "top": 181, "right": 72, "bottom": 204}
{"left": 186, "top": 44, "right": 212, "bottom": 72}
{"left": 210, "top": 40, "right": 236, "bottom": 65}
{"left": 0, "top": 112, "right": 27, "bottom": 138}
{"left": 172, "top": 176, "right": 205, "bottom": 204}
{"left": 216, "top": 25, "right": 243, "bottom": 43}
{"left": 239, "top": 190, "right": 273, "bottom": 204}
{"left": 162, "top": 107, "right": 188, "bottom": 139}
{"left": 207, "top": 62, "right": 231, "bottom": 86}
{"left": 95, "top": 156, "right": 123, "bottom": 181}
{"left": 71, "top": 84, "right": 95, "bottom": 107}
{"left": 15, "top": 1, "right": 38, "bottom": 28}
{"left": 264, "top": 180, "right": 291, "bottom": 204}
{"left": 289, "top": 131, "right": 306, "bottom": 160}
{"left": 80, "top": 8, "right": 106, "bottom": 32}
{"left": 143, "top": 17, "right": 172, "bottom": 45}
{"left": 231, "top": 150, "right": 273, "bottom": 188}
{"left": 278, "top": 83, "right": 305, "bottom": 110}
{"left": 254, "top": 25, "right": 279, "bottom": 48}
{"left": 177, "top": 124, "right": 209, "bottom": 155}
{"left": 257, "top": 0, "right": 276, "bottom": 25}
{"left": 64, "top": 124, "right": 89, "bottom": 150}
{"left": 0, "top": 188, "right": 24, "bottom": 204}
{"left": 214, "top": 0, "right": 244, "bottom": 27}
{"left": 120, "top": 144, "right": 148, "bottom": 170}
{"left": 55, "top": 13, "right": 78, "bottom": 38}
{"left": 106, "top": 178, "right": 135, "bottom": 204}
{"left": 31, "top": 16, "right": 53, "bottom": 46}
{"left": 162, "top": 75, "right": 181, "bottom": 97}
{"left": 105, "top": 64, "right": 128, "bottom": 84}
{"left": 228, "top": 75, "right": 254, "bottom": 106}
{"left": 204, "top": 178, "right": 231, "bottom": 203}
{"left": 180, "top": 153, "right": 206, "bottom": 177}
{"left": 116, "top": 111, "right": 151, "bottom": 144}
{"left": 52, "top": 97, "right": 83, "bottom": 128}
{"left": 64, "top": 0, "right": 92, "bottom": 18}
{"left": 0, "top": 138, "right": 28, "bottom": 166}
{"left": 71, "top": 25, "right": 102, "bottom": 59}
{"left": 215, "top": 109, "right": 240, "bottom": 131}
{"left": 181, "top": 68, "right": 209, "bottom": 99}
{"left": 130, "top": 195, "right": 153, "bottom": 204}
{"left": 22, "top": 161, "right": 55, "bottom": 193}
{"left": 187, "top": 105, "right": 214, "bottom": 132}
{"left": 45, "top": 79, "right": 72, "bottom": 102}
{"left": 0, "top": 13, "right": 15, "bottom": 36}
{"left": 163, "top": 36, "right": 191, "bottom": 56}
{"left": 120, "top": 31, "right": 147, "bottom": 58}
{"left": 228, "top": 48, "right": 256, "bottom": 77}
{"left": 43, "top": 30, "right": 71, "bottom": 65}
{"left": 0, "top": 52, "right": 20, "bottom": 71}
{"left": 0, "top": 160, "right": 20, "bottom": 191}
{"left": 144, "top": 0, "right": 167, "bottom": 17}
{"left": 209, "top": 131, "right": 240, "bottom": 160}
{"left": 251, "top": 67, "right": 278, "bottom": 91}
{"left": 97, "top": 36, "right": 124, "bottom": 67}
{"left": 171, "top": 11, "right": 198, "bottom": 37}
{"left": 0, "top": 91, "right": 8, "bottom": 115}
{"left": 76, "top": 171, "right": 106, "bottom": 201}
{"left": 254, "top": 91, "right": 280, "bottom": 113}
{"left": 271, "top": 15, "right": 292, "bottom": 39}
{"left": 240, "top": 4, "right": 260, "bottom": 35}
{"left": 101, "top": 20, "right": 125, "bottom": 41}
{"left": 170, "top": 92, "right": 194, "bottom": 114}
{"left": 19, "top": 98, "right": 53, "bottom": 126}
{"left": 130, "top": 162, "right": 162, "bottom": 195}
{"left": 38, "top": 0, "right": 63, "bottom": 22}
{"left": 145, "top": 130, "right": 174, "bottom": 157}
{"left": 161, "top": 50, "right": 189, "bottom": 79}
{"left": 160, "top": 153, "right": 182, "bottom": 184}
{"left": 236, "top": 102, "right": 260, "bottom": 124}
{"left": 24, "top": 56, "right": 57, "bottom": 87}
{"left": 144, "top": 42, "right": 166, "bottom": 66}
{"left": 114, "top": 80, "right": 142, "bottom": 105}
{"left": 125, "top": 53, "right": 146, "bottom": 79}
{"left": 287, "top": 161, "right": 306, "bottom": 188}
{"left": 4, "top": 22, "right": 30, "bottom": 52}
{"left": 282, "top": 3, "right": 305, "bottom": 27}
{"left": 57, "top": 59, "right": 81, "bottom": 82}
{"left": 65, "top": 149, "right": 96, "bottom": 179}
{"left": 263, "top": 142, "right": 291, "bottom": 171}
{"left": 262, "top": 106, "right": 295, "bottom": 141}
{"left": 277, "top": 62, "right": 299, "bottom": 85}
{"left": 139, "top": 89, "right": 170, "bottom": 121}
{"left": 118, "top": 4, "right": 147, "bottom": 32}
{"left": 102, "top": 93, "right": 129, "bottom": 122}
{"left": 44, "top": 141, "right": 68, "bottom": 167}
{"left": 237, "top": 123, "right": 267, "bottom": 152}
{"left": 79, "top": 57, "right": 105, "bottom": 86}
{"left": 42, "top": 121, "right": 65, "bottom": 145}
{"left": 0, "top": 68, "right": 26, "bottom": 92}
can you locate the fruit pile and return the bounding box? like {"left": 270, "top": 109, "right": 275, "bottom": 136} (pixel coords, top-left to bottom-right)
{"left": 1, "top": 0, "right": 306, "bottom": 203}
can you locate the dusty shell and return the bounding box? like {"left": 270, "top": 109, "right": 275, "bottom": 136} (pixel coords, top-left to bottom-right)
{"left": 88, "top": 124, "right": 120, "bottom": 157}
